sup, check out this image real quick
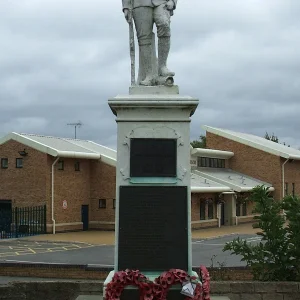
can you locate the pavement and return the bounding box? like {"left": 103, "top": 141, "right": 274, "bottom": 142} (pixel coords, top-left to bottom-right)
{"left": 20, "top": 223, "right": 258, "bottom": 245}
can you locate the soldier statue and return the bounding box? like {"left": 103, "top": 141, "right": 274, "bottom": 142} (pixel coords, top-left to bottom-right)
{"left": 122, "top": 0, "right": 177, "bottom": 86}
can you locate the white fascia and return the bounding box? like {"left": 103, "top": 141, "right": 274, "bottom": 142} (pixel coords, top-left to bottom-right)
{"left": 190, "top": 148, "right": 234, "bottom": 159}
{"left": 100, "top": 154, "right": 117, "bottom": 167}
{"left": 2, "top": 132, "right": 59, "bottom": 156}
{"left": 55, "top": 151, "right": 100, "bottom": 159}
{"left": 1, "top": 132, "right": 113, "bottom": 161}
{"left": 240, "top": 186, "right": 275, "bottom": 192}
{"left": 191, "top": 186, "right": 232, "bottom": 193}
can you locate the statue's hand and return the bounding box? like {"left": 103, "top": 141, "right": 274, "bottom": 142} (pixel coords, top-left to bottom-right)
{"left": 166, "top": 0, "right": 174, "bottom": 10}
{"left": 123, "top": 9, "right": 131, "bottom": 23}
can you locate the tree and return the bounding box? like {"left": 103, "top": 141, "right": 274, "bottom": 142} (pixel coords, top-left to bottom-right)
{"left": 223, "top": 185, "right": 300, "bottom": 281}
{"left": 191, "top": 135, "right": 206, "bottom": 148}
{"left": 264, "top": 132, "right": 279, "bottom": 143}
{"left": 264, "top": 132, "right": 290, "bottom": 147}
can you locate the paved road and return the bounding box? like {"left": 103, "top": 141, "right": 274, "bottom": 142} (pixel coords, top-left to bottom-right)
{"left": 0, "top": 234, "right": 261, "bottom": 268}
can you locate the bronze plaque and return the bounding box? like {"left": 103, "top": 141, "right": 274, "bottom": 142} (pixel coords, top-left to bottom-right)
{"left": 130, "top": 138, "right": 177, "bottom": 177}
{"left": 118, "top": 186, "right": 188, "bottom": 271}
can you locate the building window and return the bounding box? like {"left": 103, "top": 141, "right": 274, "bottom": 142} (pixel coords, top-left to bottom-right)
{"left": 236, "top": 203, "right": 241, "bottom": 216}
{"left": 292, "top": 183, "right": 295, "bottom": 197}
{"left": 75, "top": 161, "right": 80, "bottom": 171}
{"left": 242, "top": 202, "right": 247, "bottom": 216}
{"left": 212, "top": 158, "right": 218, "bottom": 168}
{"left": 285, "top": 182, "right": 288, "bottom": 196}
{"left": 200, "top": 200, "right": 206, "bottom": 220}
{"left": 1, "top": 158, "right": 8, "bottom": 169}
{"left": 16, "top": 158, "right": 23, "bottom": 168}
{"left": 99, "top": 199, "right": 106, "bottom": 208}
{"left": 218, "top": 159, "right": 225, "bottom": 168}
{"left": 207, "top": 199, "right": 214, "bottom": 219}
{"left": 58, "top": 160, "right": 64, "bottom": 170}
{"left": 197, "top": 157, "right": 225, "bottom": 168}
{"left": 113, "top": 199, "right": 116, "bottom": 209}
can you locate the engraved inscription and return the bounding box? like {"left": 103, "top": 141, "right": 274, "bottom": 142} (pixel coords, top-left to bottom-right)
{"left": 118, "top": 186, "right": 188, "bottom": 271}
{"left": 130, "top": 139, "right": 177, "bottom": 177}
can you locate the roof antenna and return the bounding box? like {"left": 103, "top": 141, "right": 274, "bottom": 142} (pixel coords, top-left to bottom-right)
{"left": 67, "top": 121, "right": 83, "bottom": 139}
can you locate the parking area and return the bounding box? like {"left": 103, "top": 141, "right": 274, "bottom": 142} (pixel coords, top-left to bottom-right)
{"left": 0, "top": 234, "right": 261, "bottom": 267}
{"left": 0, "top": 240, "right": 95, "bottom": 259}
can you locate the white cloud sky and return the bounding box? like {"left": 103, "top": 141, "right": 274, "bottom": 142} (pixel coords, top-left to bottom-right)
{"left": 1, "top": 0, "right": 300, "bottom": 149}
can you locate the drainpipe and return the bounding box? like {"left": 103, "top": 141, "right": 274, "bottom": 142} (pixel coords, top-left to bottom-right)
{"left": 218, "top": 205, "right": 221, "bottom": 228}
{"left": 282, "top": 158, "right": 289, "bottom": 218}
{"left": 282, "top": 158, "right": 289, "bottom": 198}
{"left": 52, "top": 157, "right": 60, "bottom": 235}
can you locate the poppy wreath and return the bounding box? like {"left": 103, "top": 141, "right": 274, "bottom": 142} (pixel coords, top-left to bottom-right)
{"left": 105, "top": 269, "right": 152, "bottom": 300}
{"left": 153, "top": 268, "right": 203, "bottom": 300}
{"left": 199, "top": 265, "right": 211, "bottom": 300}
{"left": 105, "top": 266, "right": 211, "bottom": 300}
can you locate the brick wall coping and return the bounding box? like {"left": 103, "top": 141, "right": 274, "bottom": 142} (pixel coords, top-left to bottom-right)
{"left": 0, "top": 262, "right": 250, "bottom": 272}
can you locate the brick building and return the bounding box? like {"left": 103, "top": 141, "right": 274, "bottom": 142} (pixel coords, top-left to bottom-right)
{"left": 0, "top": 130, "right": 277, "bottom": 233}
{"left": 204, "top": 125, "right": 300, "bottom": 201}
{"left": 0, "top": 133, "right": 117, "bottom": 233}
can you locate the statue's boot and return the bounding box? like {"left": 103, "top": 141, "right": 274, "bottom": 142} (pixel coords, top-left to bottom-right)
{"left": 158, "top": 37, "right": 175, "bottom": 77}
{"left": 140, "top": 45, "right": 153, "bottom": 86}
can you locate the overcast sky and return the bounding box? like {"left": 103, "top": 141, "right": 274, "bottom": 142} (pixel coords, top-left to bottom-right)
{"left": 1, "top": 0, "right": 300, "bottom": 150}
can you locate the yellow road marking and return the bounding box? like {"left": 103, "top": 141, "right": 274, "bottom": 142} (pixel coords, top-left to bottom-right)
{"left": 0, "top": 243, "right": 96, "bottom": 257}
{"left": 0, "top": 253, "right": 21, "bottom": 257}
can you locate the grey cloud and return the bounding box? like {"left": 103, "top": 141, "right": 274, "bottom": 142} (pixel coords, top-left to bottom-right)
{"left": 1, "top": 0, "right": 300, "bottom": 150}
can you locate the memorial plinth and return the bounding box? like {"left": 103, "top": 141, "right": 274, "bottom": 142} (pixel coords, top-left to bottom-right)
{"left": 104, "top": 86, "right": 199, "bottom": 300}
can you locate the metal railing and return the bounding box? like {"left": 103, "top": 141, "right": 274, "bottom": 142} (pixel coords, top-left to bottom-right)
{"left": 0, "top": 205, "right": 46, "bottom": 239}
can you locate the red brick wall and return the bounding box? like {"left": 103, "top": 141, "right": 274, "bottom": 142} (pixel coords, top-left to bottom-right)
{"left": 0, "top": 140, "right": 48, "bottom": 208}
{"left": 90, "top": 160, "right": 116, "bottom": 224}
{"left": 284, "top": 159, "right": 300, "bottom": 198}
{"left": 1, "top": 139, "right": 118, "bottom": 232}
{"left": 206, "top": 132, "right": 282, "bottom": 200}
{"left": 47, "top": 157, "right": 91, "bottom": 227}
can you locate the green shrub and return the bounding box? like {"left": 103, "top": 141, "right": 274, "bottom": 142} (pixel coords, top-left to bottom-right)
{"left": 223, "top": 185, "right": 300, "bottom": 281}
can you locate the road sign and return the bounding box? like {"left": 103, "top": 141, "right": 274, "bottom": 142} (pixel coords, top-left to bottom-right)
{"left": 63, "top": 200, "right": 68, "bottom": 210}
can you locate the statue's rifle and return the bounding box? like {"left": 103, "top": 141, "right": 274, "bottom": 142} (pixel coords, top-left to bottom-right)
{"left": 128, "top": 1, "right": 136, "bottom": 86}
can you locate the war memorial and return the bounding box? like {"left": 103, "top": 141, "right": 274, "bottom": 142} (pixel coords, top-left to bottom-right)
{"left": 103, "top": 1, "right": 212, "bottom": 300}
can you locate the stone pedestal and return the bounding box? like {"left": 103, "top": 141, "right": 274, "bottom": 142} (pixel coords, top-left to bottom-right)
{"left": 104, "top": 86, "right": 199, "bottom": 299}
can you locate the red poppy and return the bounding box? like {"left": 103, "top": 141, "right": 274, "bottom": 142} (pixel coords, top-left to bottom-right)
{"left": 153, "top": 283, "right": 163, "bottom": 294}
{"left": 143, "top": 292, "right": 153, "bottom": 300}
{"left": 160, "top": 279, "right": 168, "bottom": 289}
{"left": 165, "top": 272, "right": 175, "bottom": 285}
{"left": 114, "top": 287, "right": 123, "bottom": 297}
